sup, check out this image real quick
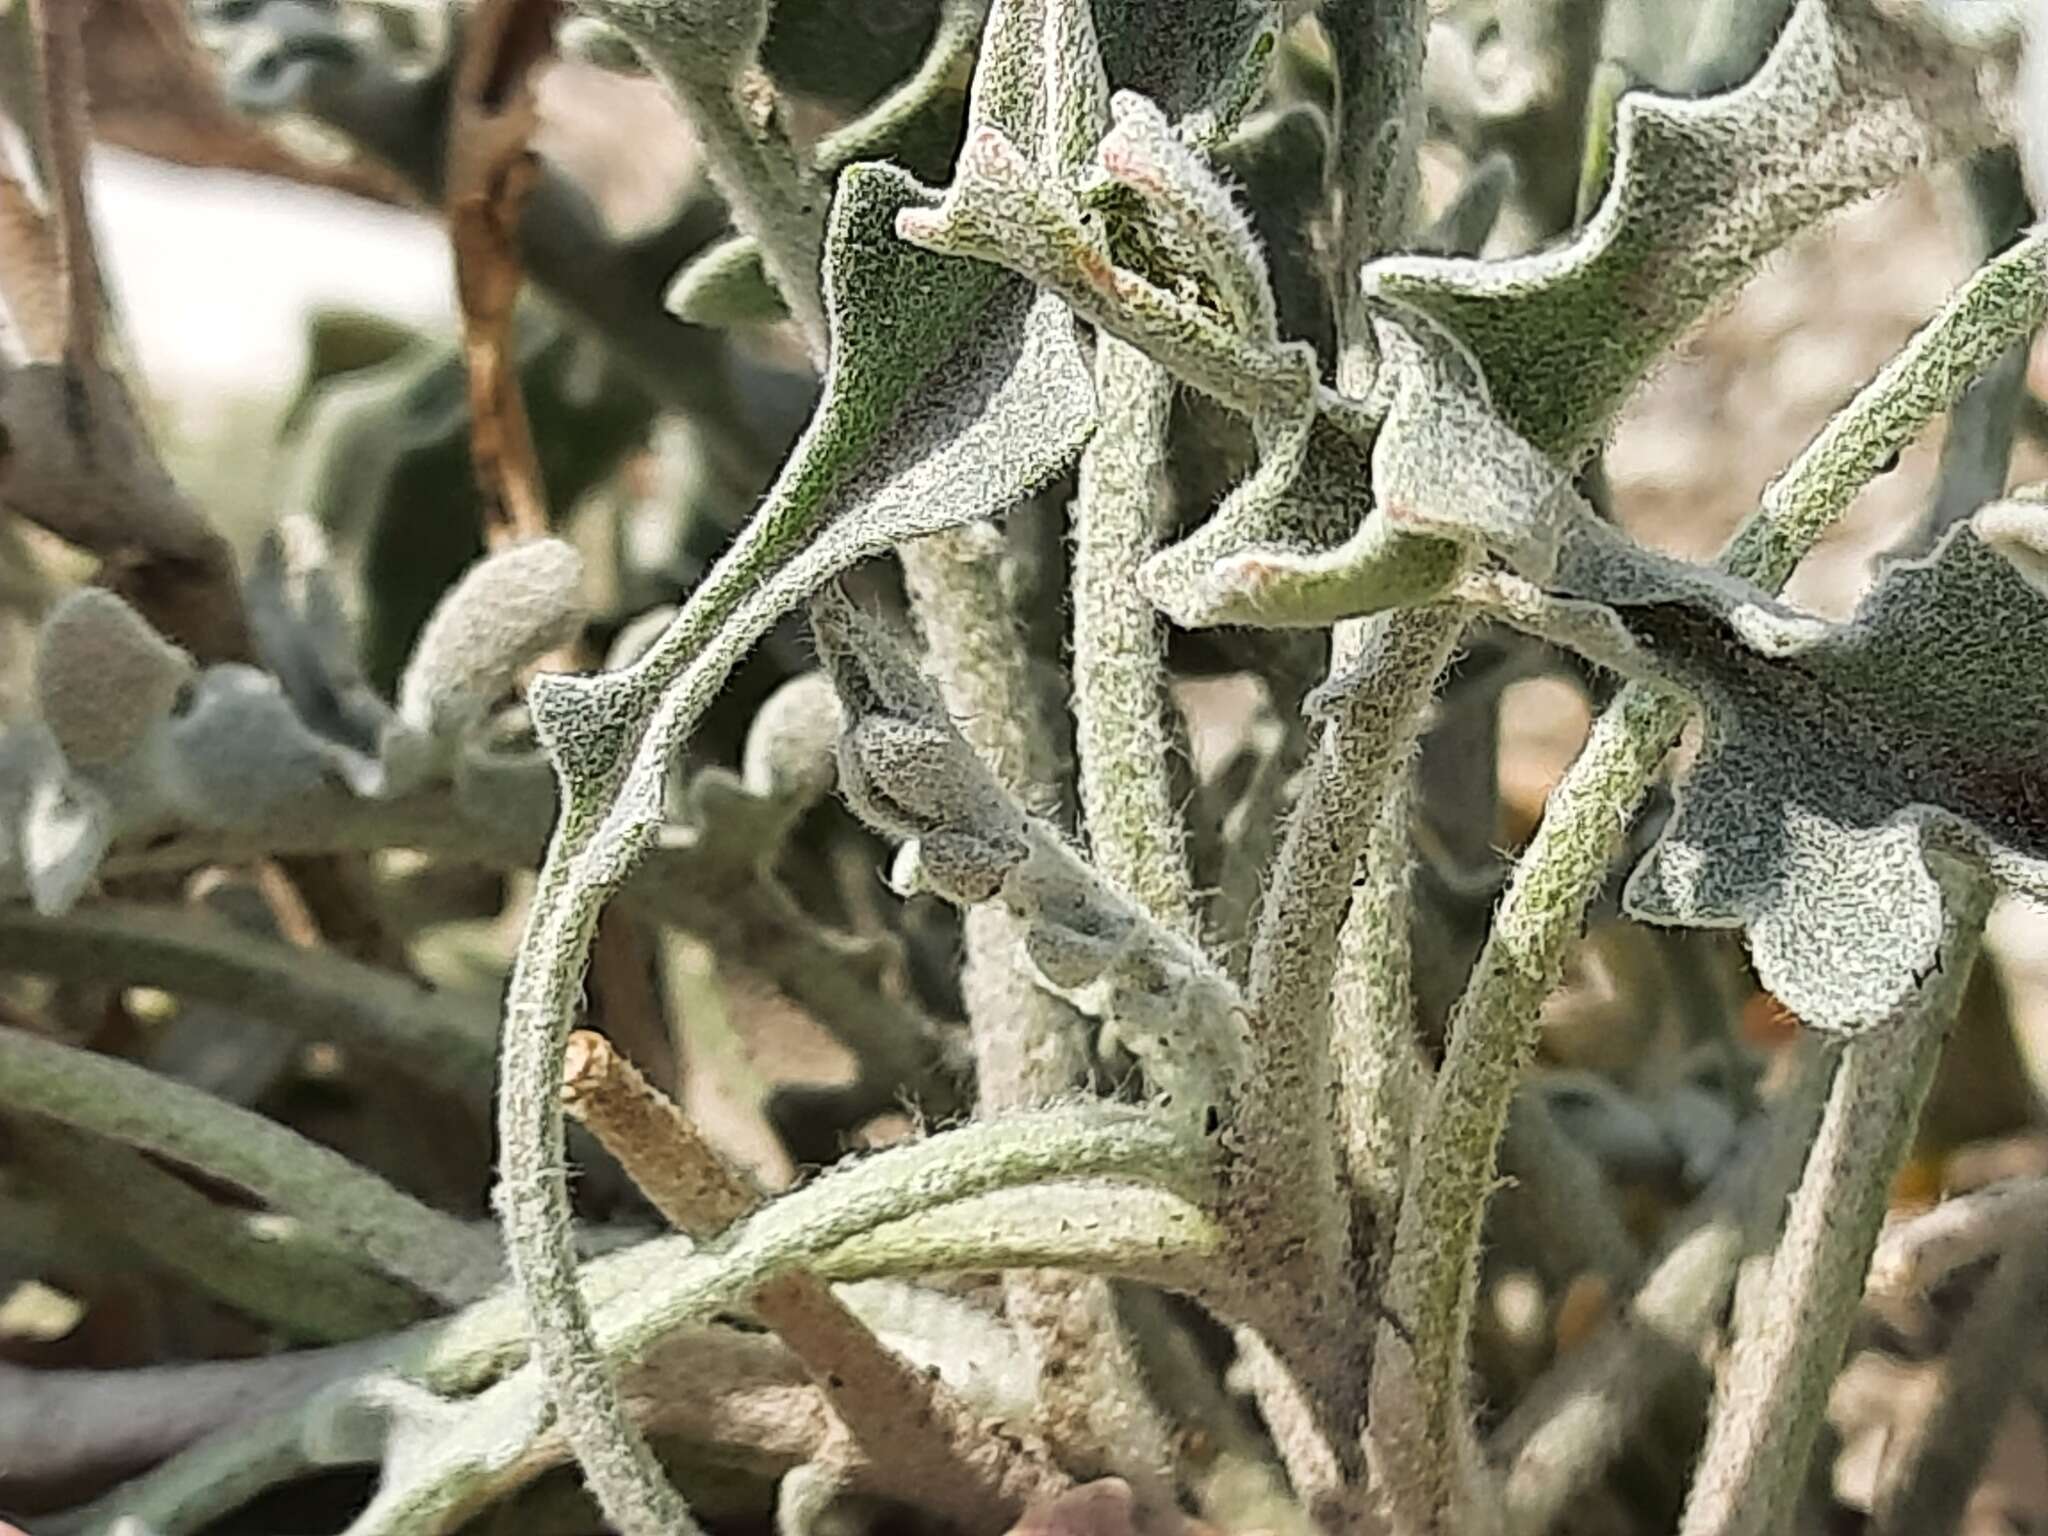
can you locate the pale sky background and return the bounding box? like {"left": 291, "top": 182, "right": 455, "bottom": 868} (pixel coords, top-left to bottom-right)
{"left": 93, "top": 147, "right": 454, "bottom": 403}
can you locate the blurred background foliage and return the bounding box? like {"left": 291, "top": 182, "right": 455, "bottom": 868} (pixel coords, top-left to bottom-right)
{"left": 2, "top": 0, "right": 2047, "bottom": 1532}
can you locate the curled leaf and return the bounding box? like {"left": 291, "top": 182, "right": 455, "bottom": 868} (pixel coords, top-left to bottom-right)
{"left": 396, "top": 538, "right": 587, "bottom": 743}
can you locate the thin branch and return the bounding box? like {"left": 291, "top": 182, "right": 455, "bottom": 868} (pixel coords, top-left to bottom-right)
{"left": 1678, "top": 875, "right": 1994, "bottom": 1536}
{"left": 1493, "top": 1045, "right": 1832, "bottom": 1536}
{"left": 81, "top": 1158, "right": 1215, "bottom": 1536}
{"left": 1371, "top": 224, "right": 2048, "bottom": 1536}
{"left": 0, "top": 902, "right": 495, "bottom": 1103}
{"left": 382, "top": 1105, "right": 1217, "bottom": 1535}
{"left": 561, "top": 1028, "right": 760, "bottom": 1234}
{"left": 9, "top": 1116, "right": 429, "bottom": 1342}
{"left": 445, "top": 0, "right": 559, "bottom": 548}
{"left": 0, "top": 1023, "right": 499, "bottom": 1305}
{"left": 587, "top": 910, "right": 680, "bottom": 1095}
{"left": 0, "top": 162, "right": 63, "bottom": 360}
{"left": 1866, "top": 1174, "right": 2048, "bottom": 1301}
{"left": 899, "top": 516, "right": 1184, "bottom": 1504}
{"left": 1871, "top": 1201, "right": 2048, "bottom": 1534}
{"left": 1071, "top": 336, "right": 1198, "bottom": 934}
{"left": 28, "top": 0, "right": 100, "bottom": 368}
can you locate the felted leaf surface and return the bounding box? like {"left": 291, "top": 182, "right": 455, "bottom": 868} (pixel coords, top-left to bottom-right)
{"left": 528, "top": 161, "right": 1094, "bottom": 868}
{"left": 1142, "top": 314, "right": 1573, "bottom": 627}
{"left": 1364, "top": 0, "right": 2003, "bottom": 462}
{"left": 1547, "top": 516, "right": 2048, "bottom": 1033}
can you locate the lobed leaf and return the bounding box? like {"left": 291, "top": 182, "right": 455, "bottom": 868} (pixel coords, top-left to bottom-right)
{"left": 527, "top": 157, "right": 1094, "bottom": 876}
{"left": 1539, "top": 511, "right": 2048, "bottom": 1033}
{"left": 1365, "top": 0, "right": 2008, "bottom": 463}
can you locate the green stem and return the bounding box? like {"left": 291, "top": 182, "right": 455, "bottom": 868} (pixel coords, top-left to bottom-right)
{"left": 1072, "top": 334, "right": 1197, "bottom": 932}
{"left": 900, "top": 512, "right": 1183, "bottom": 1499}
{"left": 378, "top": 1107, "right": 1217, "bottom": 1535}
{"left": 1373, "top": 223, "right": 2048, "bottom": 1536}
{"left": 11, "top": 1118, "right": 428, "bottom": 1341}
{"left": 0, "top": 903, "right": 494, "bottom": 1103}
{"left": 1679, "top": 877, "right": 1992, "bottom": 1536}
{"left": 0, "top": 1025, "right": 496, "bottom": 1304}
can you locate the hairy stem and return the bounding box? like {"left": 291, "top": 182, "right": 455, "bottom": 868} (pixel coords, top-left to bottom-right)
{"left": 1329, "top": 775, "right": 1425, "bottom": 1252}
{"left": 1679, "top": 876, "right": 1992, "bottom": 1536}
{"left": 1072, "top": 335, "right": 1197, "bottom": 932}
{"left": 901, "top": 517, "right": 1182, "bottom": 1501}
{"left": 591, "top": 0, "right": 829, "bottom": 359}
{"left": 381, "top": 1105, "right": 1216, "bottom": 1533}
{"left": 0, "top": 1024, "right": 497, "bottom": 1304}
{"left": 1237, "top": 604, "right": 1460, "bottom": 1508}
{"left": 1371, "top": 224, "right": 2048, "bottom": 1536}
{"left": 496, "top": 821, "right": 705, "bottom": 1536}
{"left": 564, "top": 1030, "right": 1067, "bottom": 1530}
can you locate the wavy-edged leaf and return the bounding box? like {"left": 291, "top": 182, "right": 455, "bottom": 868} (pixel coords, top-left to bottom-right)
{"left": 1365, "top": 0, "right": 2005, "bottom": 462}
{"left": 1544, "top": 514, "right": 2048, "bottom": 1033}
{"left": 531, "top": 161, "right": 1094, "bottom": 873}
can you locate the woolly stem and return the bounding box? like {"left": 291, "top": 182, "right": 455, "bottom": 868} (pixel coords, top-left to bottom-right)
{"left": 496, "top": 819, "right": 706, "bottom": 1536}
{"left": 0, "top": 902, "right": 495, "bottom": 1103}
{"left": 899, "top": 517, "right": 1183, "bottom": 1503}
{"left": 0, "top": 1024, "right": 497, "bottom": 1305}
{"left": 1234, "top": 604, "right": 1460, "bottom": 1506}
{"left": 1328, "top": 748, "right": 1425, "bottom": 1249}
{"left": 374, "top": 1105, "right": 1218, "bottom": 1534}
{"left": 75, "top": 1136, "right": 1219, "bottom": 1536}
{"left": 1726, "top": 228, "right": 2048, "bottom": 591}
{"left": 563, "top": 1030, "right": 1069, "bottom": 1530}
{"left": 1072, "top": 335, "right": 1198, "bottom": 934}
{"left": 1679, "top": 875, "right": 1992, "bottom": 1536}
{"left": 10, "top": 1117, "right": 428, "bottom": 1343}
{"left": 1370, "top": 222, "right": 2048, "bottom": 1536}
{"left": 587, "top": 0, "right": 830, "bottom": 361}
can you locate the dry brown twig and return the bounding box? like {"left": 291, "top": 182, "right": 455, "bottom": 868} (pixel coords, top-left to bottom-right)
{"left": 445, "top": 0, "right": 560, "bottom": 550}
{"left": 0, "top": 0, "right": 251, "bottom": 663}
{"left": 82, "top": 0, "right": 416, "bottom": 206}
{"left": 0, "top": 1, "right": 416, "bottom": 974}
{"left": 0, "top": 165, "right": 64, "bottom": 361}
{"left": 561, "top": 1029, "right": 1073, "bottom": 1532}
